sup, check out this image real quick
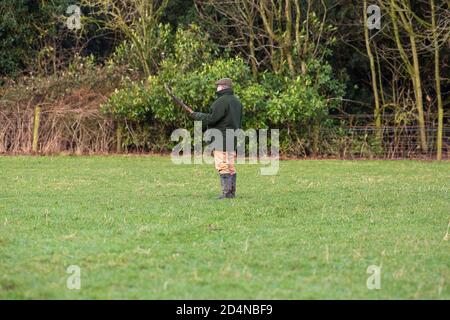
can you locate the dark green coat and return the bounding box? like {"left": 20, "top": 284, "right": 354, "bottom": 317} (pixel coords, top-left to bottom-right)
{"left": 191, "top": 88, "right": 243, "bottom": 151}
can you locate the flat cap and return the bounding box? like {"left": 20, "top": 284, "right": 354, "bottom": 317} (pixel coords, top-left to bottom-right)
{"left": 216, "top": 78, "right": 233, "bottom": 87}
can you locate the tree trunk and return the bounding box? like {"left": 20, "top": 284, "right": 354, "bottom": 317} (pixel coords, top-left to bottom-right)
{"left": 431, "top": 0, "right": 444, "bottom": 160}
{"left": 389, "top": 0, "right": 428, "bottom": 152}
{"left": 363, "top": 0, "right": 382, "bottom": 146}
{"left": 409, "top": 33, "right": 428, "bottom": 153}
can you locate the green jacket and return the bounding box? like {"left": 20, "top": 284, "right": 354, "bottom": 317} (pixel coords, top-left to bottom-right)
{"left": 191, "top": 88, "right": 243, "bottom": 151}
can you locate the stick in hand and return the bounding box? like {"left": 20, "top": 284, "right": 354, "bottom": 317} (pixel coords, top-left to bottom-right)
{"left": 164, "top": 84, "right": 194, "bottom": 114}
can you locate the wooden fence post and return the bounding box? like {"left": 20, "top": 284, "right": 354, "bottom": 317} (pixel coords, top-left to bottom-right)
{"left": 116, "top": 121, "right": 122, "bottom": 153}
{"left": 32, "top": 106, "right": 41, "bottom": 153}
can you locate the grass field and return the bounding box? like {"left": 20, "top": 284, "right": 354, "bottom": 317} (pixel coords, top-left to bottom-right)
{"left": 0, "top": 156, "right": 449, "bottom": 299}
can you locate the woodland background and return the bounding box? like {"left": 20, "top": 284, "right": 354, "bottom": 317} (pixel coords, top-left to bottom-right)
{"left": 0, "top": 0, "right": 449, "bottom": 158}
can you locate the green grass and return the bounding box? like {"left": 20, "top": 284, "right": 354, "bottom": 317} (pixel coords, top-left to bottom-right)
{"left": 0, "top": 156, "right": 449, "bottom": 299}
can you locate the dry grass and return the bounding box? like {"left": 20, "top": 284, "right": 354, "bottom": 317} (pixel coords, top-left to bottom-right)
{"left": 0, "top": 89, "right": 114, "bottom": 154}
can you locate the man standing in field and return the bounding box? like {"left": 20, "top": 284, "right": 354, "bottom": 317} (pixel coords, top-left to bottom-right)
{"left": 191, "top": 78, "right": 243, "bottom": 199}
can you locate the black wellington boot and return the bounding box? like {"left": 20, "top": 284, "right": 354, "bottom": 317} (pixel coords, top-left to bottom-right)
{"left": 229, "top": 174, "right": 236, "bottom": 198}
{"left": 218, "top": 174, "right": 231, "bottom": 199}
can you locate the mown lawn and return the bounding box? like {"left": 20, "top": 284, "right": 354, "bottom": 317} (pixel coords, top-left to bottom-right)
{"left": 0, "top": 156, "right": 448, "bottom": 299}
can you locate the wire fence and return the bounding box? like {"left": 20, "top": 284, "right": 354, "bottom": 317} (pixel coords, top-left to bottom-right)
{"left": 325, "top": 114, "right": 450, "bottom": 159}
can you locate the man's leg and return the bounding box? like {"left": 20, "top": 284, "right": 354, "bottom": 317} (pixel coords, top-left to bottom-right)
{"left": 214, "top": 151, "right": 232, "bottom": 199}
{"left": 228, "top": 151, "right": 237, "bottom": 198}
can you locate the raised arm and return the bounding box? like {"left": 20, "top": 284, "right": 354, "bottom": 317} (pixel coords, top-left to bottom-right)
{"left": 191, "top": 98, "right": 227, "bottom": 126}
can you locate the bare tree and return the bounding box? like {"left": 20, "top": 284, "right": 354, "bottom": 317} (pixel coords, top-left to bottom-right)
{"left": 195, "top": 0, "right": 336, "bottom": 77}
{"left": 81, "top": 0, "right": 169, "bottom": 77}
